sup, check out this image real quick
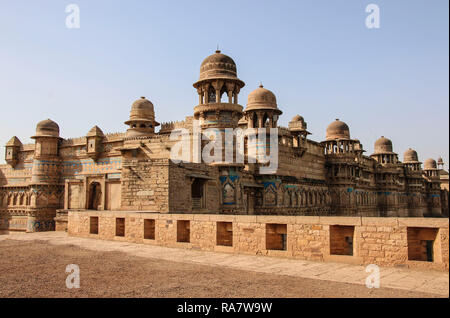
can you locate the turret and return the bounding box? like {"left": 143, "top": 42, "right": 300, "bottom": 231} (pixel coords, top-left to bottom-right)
{"left": 5, "top": 136, "right": 22, "bottom": 167}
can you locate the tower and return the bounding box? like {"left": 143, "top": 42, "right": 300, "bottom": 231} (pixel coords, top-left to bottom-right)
{"left": 321, "top": 119, "right": 365, "bottom": 215}
{"left": 402, "top": 148, "right": 426, "bottom": 216}
{"left": 423, "top": 158, "right": 442, "bottom": 216}
{"left": 5, "top": 136, "right": 22, "bottom": 167}
{"left": 29, "top": 118, "right": 62, "bottom": 232}
{"left": 437, "top": 157, "right": 445, "bottom": 170}
{"left": 192, "top": 50, "right": 246, "bottom": 213}
{"left": 86, "top": 126, "right": 104, "bottom": 161}
{"left": 31, "top": 119, "right": 61, "bottom": 184}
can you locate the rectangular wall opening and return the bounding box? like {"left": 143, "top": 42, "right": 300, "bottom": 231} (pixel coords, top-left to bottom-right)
{"left": 266, "top": 224, "right": 287, "bottom": 250}
{"left": 330, "top": 225, "right": 354, "bottom": 256}
{"left": 407, "top": 227, "right": 438, "bottom": 262}
{"left": 217, "top": 222, "right": 233, "bottom": 246}
{"left": 191, "top": 179, "right": 205, "bottom": 210}
{"left": 177, "top": 220, "right": 190, "bottom": 243}
{"left": 115, "top": 218, "right": 125, "bottom": 237}
{"left": 144, "top": 219, "right": 155, "bottom": 240}
{"left": 89, "top": 217, "right": 98, "bottom": 235}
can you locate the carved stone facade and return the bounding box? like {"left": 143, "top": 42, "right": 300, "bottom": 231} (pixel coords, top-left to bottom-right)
{"left": 1, "top": 50, "right": 448, "bottom": 233}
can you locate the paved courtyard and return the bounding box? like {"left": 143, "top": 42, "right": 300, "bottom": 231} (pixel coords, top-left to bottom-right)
{"left": 0, "top": 232, "right": 448, "bottom": 298}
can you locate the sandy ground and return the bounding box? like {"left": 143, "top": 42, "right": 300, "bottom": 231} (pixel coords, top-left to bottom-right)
{"left": 0, "top": 239, "right": 442, "bottom": 298}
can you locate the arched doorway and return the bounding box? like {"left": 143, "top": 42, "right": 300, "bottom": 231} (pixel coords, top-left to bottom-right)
{"left": 88, "top": 182, "right": 102, "bottom": 210}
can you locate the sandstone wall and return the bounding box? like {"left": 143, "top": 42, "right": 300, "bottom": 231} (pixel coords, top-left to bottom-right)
{"left": 68, "top": 211, "right": 449, "bottom": 271}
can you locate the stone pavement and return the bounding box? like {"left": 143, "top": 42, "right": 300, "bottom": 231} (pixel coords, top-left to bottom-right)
{"left": 1, "top": 231, "right": 448, "bottom": 296}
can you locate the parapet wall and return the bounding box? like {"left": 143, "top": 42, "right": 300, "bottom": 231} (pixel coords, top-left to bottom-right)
{"left": 67, "top": 211, "right": 449, "bottom": 271}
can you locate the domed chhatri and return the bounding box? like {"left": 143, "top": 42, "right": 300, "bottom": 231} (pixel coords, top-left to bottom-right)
{"left": 403, "top": 148, "right": 419, "bottom": 163}
{"left": 125, "top": 97, "right": 160, "bottom": 138}
{"left": 374, "top": 136, "right": 394, "bottom": 154}
{"left": 245, "top": 84, "right": 279, "bottom": 111}
{"left": 424, "top": 158, "right": 437, "bottom": 170}
{"left": 326, "top": 119, "right": 350, "bottom": 140}
{"left": 125, "top": 97, "right": 156, "bottom": 124}
{"left": 193, "top": 50, "right": 245, "bottom": 129}
{"left": 243, "top": 84, "right": 282, "bottom": 129}
{"left": 198, "top": 50, "right": 238, "bottom": 81}
{"left": 288, "top": 114, "right": 309, "bottom": 133}
{"left": 32, "top": 118, "right": 60, "bottom": 139}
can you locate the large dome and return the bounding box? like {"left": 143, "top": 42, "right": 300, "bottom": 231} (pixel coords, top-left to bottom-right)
{"left": 326, "top": 119, "right": 350, "bottom": 140}
{"left": 424, "top": 158, "right": 437, "bottom": 170}
{"left": 403, "top": 148, "right": 419, "bottom": 163}
{"left": 198, "top": 50, "right": 237, "bottom": 81}
{"left": 245, "top": 85, "right": 278, "bottom": 111}
{"left": 374, "top": 136, "right": 394, "bottom": 154}
{"left": 33, "top": 119, "right": 60, "bottom": 138}
{"left": 126, "top": 97, "right": 155, "bottom": 123}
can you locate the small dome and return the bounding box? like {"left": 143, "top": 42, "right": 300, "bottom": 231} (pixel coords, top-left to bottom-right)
{"left": 245, "top": 85, "right": 278, "bottom": 111}
{"left": 403, "top": 148, "right": 419, "bottom": 163}
{"left": 199, "top": 50, "right": 237, "bottom": 81}
{"left": 128, "top": 97, "right": 155, "bottom": 122}
{"left": 437, "top": 157, "right": 444, "bottom": 164}
{"left": 326, "top": 119, "right": 350, "bottom": 140}
{"left": 34, "top": 119, "right": 60, "bottom": 138}
{"left": 424, "top": 158, "right": 437, "bottom": 170}
{"left": 374, "top": 136, "right": 393, "bottom": 154}
{"left": 291, "top": 115, "right": 304, "bottom": 122}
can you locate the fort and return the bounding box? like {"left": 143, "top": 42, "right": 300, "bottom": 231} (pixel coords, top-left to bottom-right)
{"left": 0, "top": 50, "right": 448, "bottom": 270}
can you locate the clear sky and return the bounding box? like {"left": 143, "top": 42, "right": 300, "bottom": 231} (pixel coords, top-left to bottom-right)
{"left": 0, "top": 0, "right": 448, "bottom": 168}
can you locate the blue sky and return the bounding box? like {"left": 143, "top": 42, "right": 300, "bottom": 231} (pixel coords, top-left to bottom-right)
{"left": 0, "top": 0, "right": 448, "bottom": 168}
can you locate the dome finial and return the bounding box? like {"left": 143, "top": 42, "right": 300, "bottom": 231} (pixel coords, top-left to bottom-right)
{"left": 259, "top": 81, "right": 263, "bottom": 88}
{"left": 215, "top": 44, "right": 220, "bottom": 54}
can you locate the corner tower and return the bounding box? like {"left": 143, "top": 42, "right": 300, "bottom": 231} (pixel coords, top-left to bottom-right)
{"left": 31, "top": 119, "right": 61, "bottom": 184}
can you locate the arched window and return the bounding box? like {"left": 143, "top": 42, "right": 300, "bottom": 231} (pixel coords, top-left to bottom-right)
{"left": 88, "top": 182, "right": 102, "bottom": 210}
{"left": 208, "top": 87, "right": 216, "bottom": 103}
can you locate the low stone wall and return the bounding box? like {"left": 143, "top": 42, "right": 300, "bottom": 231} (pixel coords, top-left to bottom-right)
{"left": 67, "top": 211, "right": 449, "bottom": 271}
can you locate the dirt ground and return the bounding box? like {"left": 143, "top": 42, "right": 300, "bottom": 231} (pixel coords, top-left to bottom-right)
{"left": 0, "top": 239, "right": 441, "bottom": 298}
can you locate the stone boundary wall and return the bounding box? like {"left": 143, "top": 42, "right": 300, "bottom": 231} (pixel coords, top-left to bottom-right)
{"left": 67, "top": 211, "right": 449, "bottom": 271}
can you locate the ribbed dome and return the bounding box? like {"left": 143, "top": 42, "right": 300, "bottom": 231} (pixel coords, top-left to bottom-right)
{"left": 127, "top": 97, "right": 155, "bottom": 122}
{"left": 424, "top": 158, "right": 437, "bottom": 170}
{"left": 403, "top": 148, "right": 419, "bottom": 163}
{"left": 199, "top": 50, "right": 237, "bottom": 81}
{"left": 245, "top": 85, "right": 278, "bottom": 111}
{"left": 34, "top": 119, "right": 60, "bottom": 138}
{"left": 374, "top": 136, "right": 393, "bottom": 154}
{"left": 326, "top": 119, "right": 350, "bottom": 140}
